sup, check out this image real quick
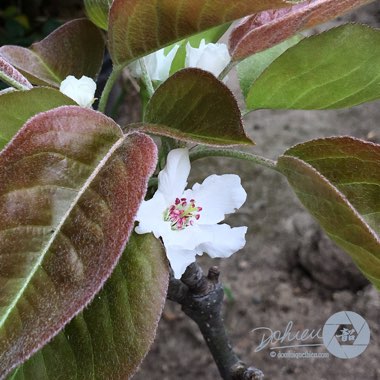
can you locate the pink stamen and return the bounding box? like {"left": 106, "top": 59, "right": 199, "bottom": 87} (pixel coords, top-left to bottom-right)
{"left": 164, "top": 197, "right": 203, "bottom": 231}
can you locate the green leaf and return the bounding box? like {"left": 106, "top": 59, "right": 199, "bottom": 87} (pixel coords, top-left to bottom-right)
{"left": 84, "top": 0, "right": 113, "bottom": 30}
{"left": 277, "top": 137, "right": 380, "bottom": 289}
{"left": 0, "top": 106, "right": 157, "bottom": 378}
{"left": 10, "top": 233, "right": 169, "bottom": 380}
{"left": 246, "top": 24, "right": 380, "bottom": 110}
{"left": 169, "top": 24, "right": 231, "bottom": 76}
{"left": 108, "top": 0, "right": 293, "bottom": 66}
{"left": 139, "top": 68, "right": 254, "bottom": 146}
{"left": 0, "top": 88, "right": 75, "bottom": 150}
{"left": 0, "top": 56, "right": 32, "bottom": 90}
{"left": 229, "top": 0, "right": 374, "bottom": 61}
{"left": 0, "top": 19, "right": 105, "bottom": 87}
{"left": 237, "top": 35, "right": 303, "bottom": 99}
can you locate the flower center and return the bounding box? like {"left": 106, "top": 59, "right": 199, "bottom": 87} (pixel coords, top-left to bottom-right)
{"left": 164, "top": 198, "right": 202, "bottom": 231}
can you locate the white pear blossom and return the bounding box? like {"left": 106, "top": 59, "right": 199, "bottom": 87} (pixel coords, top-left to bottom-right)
{"left": 185, "top": 39, "right": 231, "bottom": 78}
{"left": 129, "top": 45, "right": 180, "bottom": 82}
{"left": 135, "top": 148, "right": 247, "bottom": 278}
{"left": 59, "top": 75, "right": 96, "bottom": 108}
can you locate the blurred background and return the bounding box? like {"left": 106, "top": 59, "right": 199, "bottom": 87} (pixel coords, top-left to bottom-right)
{"left": 1, "top": 1, "right": 380, "bottom": 379}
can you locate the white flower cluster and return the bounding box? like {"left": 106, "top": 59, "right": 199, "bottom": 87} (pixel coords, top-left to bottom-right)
{"left": 59, "top": 40, "right": 230, "bottom": 106}
{"left": 129, "top": 39, "right": 231, "bottom": 82}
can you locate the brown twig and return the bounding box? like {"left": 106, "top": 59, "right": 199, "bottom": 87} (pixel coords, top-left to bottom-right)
{"left": 167, "top": 263, "right": 264, "bottom": 380}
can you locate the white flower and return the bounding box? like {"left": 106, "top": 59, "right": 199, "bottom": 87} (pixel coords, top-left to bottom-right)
{"left": 129, "top": 45, "right": 180, "bottom": 82}
{"left": 59, "top": 75, "right": 96, "bottom": 108}
{"left": 135, "top": 148, "right": 247, "bottom": 278}
{"left": 185, "top": 39, "right": 231, "bottom": 78}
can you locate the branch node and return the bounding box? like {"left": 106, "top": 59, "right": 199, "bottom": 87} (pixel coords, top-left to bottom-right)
{"left": 231, "top": 363, "right": 264, "bottom": 380}
{"left": 207, "top": 266, "right": 220, "bottom": 283}
{"left": 167, "top": 263, "right": 264, "bottom": 380}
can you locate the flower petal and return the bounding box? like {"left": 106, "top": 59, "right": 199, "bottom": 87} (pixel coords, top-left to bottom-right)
{"left": 158, "top": 148, "right": 190, "bottom": 204}
{"left": 155, "top": 44, "right": 180, "bottom": 81}
{"left": 166, "top": 246, "right": 198, "bottom": 279}
{"left": 135, "top": 191, "right": 167, "bottom": 238}
{"left": 161, "top": 224, "right": 209, "bottom": 251}
{"left": 197, "top": 224, "right": 247, "bottom": 258}
{"left": 183, "top": 174, "right": 247, "bottom": 224}
{"left": 59, "top": 75, "right": 96, "bottom": 108}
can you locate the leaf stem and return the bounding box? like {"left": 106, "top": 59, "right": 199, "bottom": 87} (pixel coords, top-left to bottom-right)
{"left": 0, "top": 72, "right": 30, "bottom": 91}
{"left": 98, "top": 66, "right": 123, "bottom": 114}
{"left": 189, "top": 147, "right": 278, "bottom": 171}
{"left": 218, "top": 60, "right": 236, "bottom": 82}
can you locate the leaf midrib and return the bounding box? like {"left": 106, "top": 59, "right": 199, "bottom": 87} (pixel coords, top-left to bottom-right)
{"left": 0, "top": 136, "right": 124, "bottom": 329}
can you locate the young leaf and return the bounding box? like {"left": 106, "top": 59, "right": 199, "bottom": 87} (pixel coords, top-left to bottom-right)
{"left": 229, "top": 0, "right": 374, "bottom": 61}
{"left": 0, "top": 88, "right": 75, "bottom": 150}
{"left": 277, "top": 137, "right": 380, "bottom": 289}
{"left": 0, "top": 57, "right": 32, "bottom": 91}
{"left": 139, "top": 68, "right": 253, "bottom": 146}
{"left": 84, "top": 0, "right": 113, "bottom": 30}
{"left": 108, "top": 0, "right": 293, "bottom": 66}
{"left": 0, "top": 19, "right": 105, "bottom": 87}
{"left": 0, "top": 107, "right": 157, "bottom": 378}
{"left": 245, "top": 24, "right": 380, "bottom": 110}
{"left": 10, "top": 233, "right": 169, "bottom": 380}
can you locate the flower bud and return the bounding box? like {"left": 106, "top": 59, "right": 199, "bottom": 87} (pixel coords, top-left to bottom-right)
{"left": 185, "top": 39, "right": 231, "bottom": 77}
{"left": 129, "top": 45, "right": 180, "bottom": 82}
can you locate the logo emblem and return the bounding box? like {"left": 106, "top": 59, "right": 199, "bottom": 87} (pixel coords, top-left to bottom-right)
{"left": 323, "top": 311, "right": 370, "bottom": 359}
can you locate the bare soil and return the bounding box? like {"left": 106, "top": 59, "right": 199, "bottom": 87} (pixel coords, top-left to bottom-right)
{"left": 133, "top": 3, "right": 380, "bottom": 380}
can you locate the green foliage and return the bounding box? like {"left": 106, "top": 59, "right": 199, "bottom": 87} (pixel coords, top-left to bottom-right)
{"left": 244, "top": 24, "right": 380, "bottom": 110}
{"left": 278, "top": 137, "right": 380, "bottom": 289}
{"left": 10, "top": 233, "right": 169, "bottom": 380}
{"left": 142, "top": 69, "right": 254, "bottom": 146}
{"left": 237, "top": 35, "right": 303, "bottom": 99}
{"left": 84, "top": 0, "right": 113, "bottom": 30}
{"left": 0, "top": 1, "right": 380, "bottom": 378}
{"left": 0, "top": 88, "right": 74, "bottom": 149}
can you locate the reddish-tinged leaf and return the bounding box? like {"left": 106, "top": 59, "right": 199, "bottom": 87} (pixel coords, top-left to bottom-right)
{"left": 141, "top": 68, "right": 253, "bottom": 146}
{"left": 11, "top": 233, "right": 169, "bottom": 380}
{"left": 0, "top": 88, "right": 75, "bottom": 150}
{"left": 277, "top": 137, "right": 380, "bottom": 289}
{"left": 0, "top": 106, "right": 157, "bottom": 378}
{"left": 0, "top": 19, "right": 105, "bottom": 87}
{"left": 229, "top": 0, "right": 374, "bottom": 60}
{"left": 0, "top": 57, "right": 32, "bottom": 90}
{"left": 108, "top": 0, "right": 295, "bottom": 66}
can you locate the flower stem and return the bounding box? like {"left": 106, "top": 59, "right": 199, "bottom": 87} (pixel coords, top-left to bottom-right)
{"left": 189, "top": 148, "right": 278, "bottom": 171}
{"left": 139, "top": 59, "right": 155, "bottom": 99}
{"left": 218, "top": 60, "right": 236, "bottom": 82}
{"left": 98, "top": 66, "right": 123, "bottom": 114}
